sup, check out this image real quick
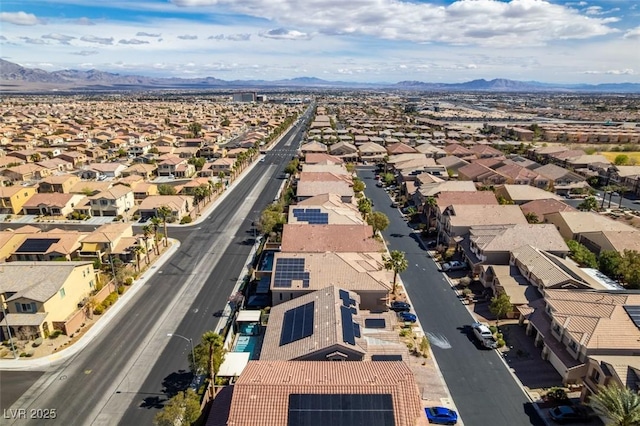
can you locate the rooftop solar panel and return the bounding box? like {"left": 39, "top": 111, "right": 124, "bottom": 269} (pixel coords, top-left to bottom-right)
{"left": 339, "top": 289, "right": 350, "bottom": 307}
{"left": 371, "top": 354, "right": 403, "bottom": 361}
{"left": 353, "top": 322, "right": 361, "bottom": 338}
{"left": 340, "top": 306, "right": 356, "bottom": 345}
{"left": 288, "top": 393, "right": 395, "bottom": 426}
{"left": 273, "top": 257, "right": 310, "bottom": 288}
{"left": 280, "top": 302, "right": 315, "bottom": 346}
{"left": 364, "top": 318, "right": 386, "bottom": 329}
{"left": 292, "top": 208, "right": 329, "bottom": 224}
{"left": 15, "top": 238, "right": 60, "bottom": 253}
{"left": 624, "top": 305, "right": 640, "bottom": 328}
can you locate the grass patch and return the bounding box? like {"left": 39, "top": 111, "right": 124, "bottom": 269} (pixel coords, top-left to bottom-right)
{"left": 600, "top": 151, "right": 640, "bottom": 163}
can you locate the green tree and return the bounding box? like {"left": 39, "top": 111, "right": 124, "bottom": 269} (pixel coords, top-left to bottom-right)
{"left": 383, "top": 250, "right": 408, "bottom": 294}
{"left": 284, "top": 158, "right": 299, "bottom": 175}
{"left": 524, "top": 212, "right": 540, "bottom": 224}
{"left": 357, "top": 198, "right": 372, "bottom": 220}
{"left": 382, "top": 172, "right": 395, "bottom": 185}
{"left": 29, "top": 153, "right": 42, "bottom": 162}
{"left": 599, "top": 250, "right": 623, "bottom": 279}
{"left": 131, "top": 245, "right": 144, "bottom": 272}
{"left": 220, "top": 116, "right": 230, "bottom": 127}
{"left": 566, "top": 240, "right": 598, "bottom": 268}
{"left": 259, "top": 202, "right": 286, "bottom": 237}
{"left": 489, "top": 292, "right": 511, "bottom": 326}
{"left": 188, "top": 157, "right": 206, "bottom": 170}
{"left": 578, "top": 195, "right": 598, "bottom": 212}
{"left": 158, "top": 184, "right": 177, "bottom": 196}
{"left": 424, "top": 196, "right": 437, "bottom": 228}
{"left": 367, "top": 211, "right": 390, "bottom": 237}
{"left": 345, "top": 163, "right": 356, "bottom": 173}
{"left": 614, "top": 154, "right": 630, "bottom": 166}
{"left": 157, "top": 205, "right": 172, "bottom": 247}
{"left": 153, "top": 388, "right": 201, "bottom": 426}
{"left": 142, "top": 225, "right": 153, "bottom": 264}
{"left": 352, "top": 178, "right": 365, "bottom": 193}
{"left": 620, "top": 250, "right": 640, "bottom": 289}
{"left": 187, "top": 122, "right": 202, "bottom": 138}
{"left": 201, "top": 331, "right": 226, "bottom": 385}
{"left": 589, "top": 384, "right": 640, "bottom": 426}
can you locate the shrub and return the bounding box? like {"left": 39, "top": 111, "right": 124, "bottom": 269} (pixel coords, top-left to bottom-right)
{"left": 496, "top": 338, "right": 505, "bottom": 348}
{"left": 462, "top": 288, "right": 472, "bottom": 297}
{"left": 496, "top": 333, "right": 504, "bottom": 340}
{"left": 49, "top": 330, "right": 63, "bottom": 339}
{"left": 458, "top": 276, "right": 472, "bottom": 287}
{"left": 26, "top": 350, "right": 34, "bottom": 357}
{"left": 32, "top": 337, "right": 43, "bottom": 347}
{"left": 399, "top": 329, "right": 411, "bottom": 337}
{"left": 20, "top": 352, "right": 27, "bottom": 358}
{"left": 180, "top": 215, "right": 192, "bottom": 224}
{"left": 125, "top": 277, "right": 134, "bottom": 286}
{"left": 117, "top": 285, "right": 125, "bottom": 295}
{"left": 93, "top": 304, "right": 105, "bottom": 315}
{"left": 489, "top": 325, "right": 498, "bottom": 334}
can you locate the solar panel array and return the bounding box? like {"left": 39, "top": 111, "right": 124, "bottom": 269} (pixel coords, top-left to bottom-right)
{"left": 340, "top": 306, "right": 356, "bottom": 345}
{"left": 624, "top": 305, "right": 640, "bottom": 328}
{"left": 339, "top": 289, "right": 356, "bottom": 308}
{"left": 371, "top": 354, "right": 403, "bottom": 361}
{"left": 15, "top": 238, "right": 60, "bottom": 253}
{"left": 273, "top": 258, "right": 310, "bottom": 288}
{"left": 280, "top": 302, "right": 315, "bottom": 346}
{"left": 288, "top": 393, "right": 395, "bottom": 426}
{"left": 292, "top": 208, "right": 329, "bottom": 224}
{"left": 364, "top": 318, "right": 386, "bottom": 329}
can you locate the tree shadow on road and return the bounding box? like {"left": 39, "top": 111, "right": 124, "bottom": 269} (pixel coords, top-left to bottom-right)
{"left": 161, "top": 370, "right": 193, "bottom": 399}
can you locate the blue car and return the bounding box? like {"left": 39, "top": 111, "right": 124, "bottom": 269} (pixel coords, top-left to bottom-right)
{"left": 398, "top": 312, "right": 417, "bottom": 323}
{"left": 425, "top": 406, "right": 458, "bottom": 425}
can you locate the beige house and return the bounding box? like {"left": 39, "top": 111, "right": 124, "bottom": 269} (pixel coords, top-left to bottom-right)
{"left": 10, "top": 230, "right": 85, "bottom": 261}
{"left": 440, "top": 204, "right": 527, "bottom": 244}
{"left": 137, "top": 195, "right": 193, "bottom": 221}
{"left": 89, "top": 185, "right": 135, "bottom": 217}
{"left": 0, "top": 225, "right": 41, "bottom": 262}
{"left": 270, "top": 252, "right": 392, "bottom": 311}
{"left": 3, "top": 163, "right": 51, "bottom": 181}
{"left": 0, "top": 186, "right": 37, "bottom": 214}
{"left": 0, "top": 261, "right": 97, "bottom": 340}
{"left": 524, "top": 289, "right": 640, "bottom": 384}
{"left": 77, "top": 223, "right": 139, "bottom": 264}
{"left": 38, "top": 175, "right": 81, "bottom": 194}
{"left": 581, "top": 355, "right": 640, "bottom": 404}
{"left": 544, "top": 211, "right": 636, "bottom": 241}
{"left": 289, "top": 193, "right": 364, "bottom": 225}
{"left": 21, "top": 193, "right": 86, "bottom": 217}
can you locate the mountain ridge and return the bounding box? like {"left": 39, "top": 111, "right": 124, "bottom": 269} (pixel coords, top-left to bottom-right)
{"left": 1, "top": 59, "right": 639, "bottom": 93}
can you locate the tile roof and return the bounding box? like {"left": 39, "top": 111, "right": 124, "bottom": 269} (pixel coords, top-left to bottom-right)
{"left": 292, "top": 194, "right": 363, "bottom": 225}
{"left": 0, "top": 261, "right": 93, "bottom": 302}
{"left": 519, "top": 198, "right": 576, "bottom": 219}
{"left": 281, "top": 224, "right": 383, "bottom": 253}
{"left": 224, "top": 360, "right": 424, "bottom": 426}
{"left": 296, "top": 180, "right": 353, "bottom": 198}
{"left": 446, "top": 204, "right": 527, "bottom": 227}
{"left": 471, "top": 224, "right": 568, "bottom": 254}
{"left": 304, "top": 153, "right": 344, "bottom": 165}
{"left": 271, "top": 252, "right": 392, "bottom": 293}
{"left": 435, "top": 191, "right": 497, "bottom": 210}
{"left": 496, "top": 184, "right": 562, "bottom": 202}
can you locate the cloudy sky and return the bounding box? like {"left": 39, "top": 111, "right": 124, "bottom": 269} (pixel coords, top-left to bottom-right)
{"left": 1, "top": 0, "right": 639, "bottom": 83}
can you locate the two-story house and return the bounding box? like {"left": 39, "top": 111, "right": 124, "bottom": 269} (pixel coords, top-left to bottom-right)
{"left": 0, "top": 186, "right": 37, "bottom": 214}
{"left": 88, "top": 185, "right": 134, "bottom": 217}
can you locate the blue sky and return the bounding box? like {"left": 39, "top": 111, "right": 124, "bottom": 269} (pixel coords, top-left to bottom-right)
{"left": 1, "top": 0, "right": 638, "bottom": 83}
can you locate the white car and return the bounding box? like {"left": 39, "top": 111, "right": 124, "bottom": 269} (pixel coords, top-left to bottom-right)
{"left": 442, "top": 260, "right": 468, "bottom": 271}
{"left": 471, "top": 322, "right": 498, "bottom": 349}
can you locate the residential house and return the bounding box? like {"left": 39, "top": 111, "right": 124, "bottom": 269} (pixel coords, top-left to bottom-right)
{"left": 302, "top": 153, "right": 344, "bottom": 165}
{"left": 57, "top": 151, "right": 87, "bottom": 167}
{"left": 280, "top": 224, "right": 383, "bottom": 253}
{"left": 69, "top": 181, "right": 113, "bottom": 196}
{"left": 532, "top": 164, "right": 587, "bottom": 194}
{"left": 494, "top": 164, "right": 549, "bottom": 188}
{"left": 524, "top": 289, "right": 640, "bottom": 384}
{"left": 0, "top": 225, "right": 41, "bottom": 262}
{"left": 86, "top": 162, "right": 127, "bottom": 179}
{"left": 0, "top": 261, "right": 97, "bottom": 340}
{"left": 157, "top": 155, "right": 191, "bottom": 177}
{"left": 121, "top": 163, "right": 157, "bottom": 180}
{"left": 21, "top": 193, "right": 86, "bottom": 217}
{"left": 38, "top": 175, "right": 80, "bottom": 194}
{"left": 544, "top": 211, "right": 636, "bottom": 241}
{"left": 137, "top": 195, "right": 193, "bottom": 221}
{"left": 217, "top": 360, "right": 424, "bottom": 426}
{"left": 581, "top": 355, "right": 640, "bottom": 404}
{"left": 0, "top": 186, "right": 37, "bottom": 214}
{"left": 428, "top": 190, "right": 497, "bottom": 232}
{"left": 3, "top": 163, "right": 51, "bottom": 181}
{"left": 494, "top": 184, "right": 561, "bottom": 205}
{"left": 519, "top": 199, "right": 576, "bottom": 223}
{"left": 357, "top": 141, "right": 387, "bottom": 163}
{"left": 88, "top": 185, "right": 134, "bottom": 217}
{"left": 575, "top": 230, "right": 640, "bottom": 256}
{"left": 206, "top": 157, "right": 235, "bottom": 177}
{"left": 270, "top": 251, "right": 392, "bottom": 311}
{"left": 441, "top": 204, "right": 527, "bottom": 245}
{"left": 10, "top": 230, "right": 85, "bottom": 261}
{"left": 296, "top": 178, "right": 353, "bottom": 203}
{"left": 458, "top": 162, "right": 507, "bottom": 185}
{"left": 289, "top": 194, "right": 364, "bottom": 225}
{"left": 131, "top": 182, "right": 158, "bottom": 204}
{"left": 77, "top": 223, "right": 139, "bottom": 264}
{"left": 436, "top": 156, "right": 470, "bottom": 177}
{"left": 329, "top": 141, "right": 358, "bottom": 161}
{"left": 299, "top": 141, "right": 328, "bottom": 155}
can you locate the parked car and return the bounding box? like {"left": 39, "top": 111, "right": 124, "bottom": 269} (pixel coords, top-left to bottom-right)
{"left": 442, "top": 260, "right": 468, "bottom": 272}
{"left": 471, "top": 322, "right": 498, "bottom": 349}
{"left": 390, "top": 301, "right": 411, "bottom": 312}
{"left": 549, "top": 405, "right": 595, "bottom": 424}
{"left": 426, "top": 240, "right": 438, "bottom": 249}
{"left": 398, "top": 312, "right": 417, "bottom": 323}
{"left": 376, "top": 181, "right": 383, "bottom": 187}
{"left": 425, "top": 406, "right": 458, "bottom": 425}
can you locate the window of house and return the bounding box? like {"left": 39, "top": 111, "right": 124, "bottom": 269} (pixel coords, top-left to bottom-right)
{"left": 89, "top": 280, "right": 94, "bottom": 288}
{"left": 59, "top": 288, "right": 66, "bottom": 298}
{"left": 591, "top": 369, "right": 601, "bottom": 382}
{"left": 568, "top": 340, "right": 578, "bottom": 352}
{"left": 16, "top": 302, "right": 36, "bottom": 313}
{"left": 553, "top": 323, "right": 561, "bottom": 334}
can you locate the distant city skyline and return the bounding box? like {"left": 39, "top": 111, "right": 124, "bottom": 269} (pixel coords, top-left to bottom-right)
{"left": 1, "top": 0, "right": 639, "bottom": 84}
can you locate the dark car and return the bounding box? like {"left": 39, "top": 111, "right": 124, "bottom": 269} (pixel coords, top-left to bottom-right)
{"left": 390, "top": 301, "right": 411, "bottom": 312}
{"left": 549, "top": 405, "right": 595, "bottom": 424}
{"left": 425, "top": 406, "right": 458, "bottom": 425}
{"left": 398, "top": 312, "right": 417, "bottom": 323}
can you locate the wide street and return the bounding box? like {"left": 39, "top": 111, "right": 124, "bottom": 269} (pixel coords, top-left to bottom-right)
{"left": 0, "top": 111, "right": 310, "bottom": 425}
{"left": 359, "top": 167, "right": 543, "bottom": 426}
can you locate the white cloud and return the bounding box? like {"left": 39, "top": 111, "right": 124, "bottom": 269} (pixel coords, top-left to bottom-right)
{"left": 119, "top": 38, "right": 149, "bottom": 45}
{"left": 80, "top": 35, "right": 114, "bottom": 45}
{"left": 20, "top": 37, "right": 46, "bottom": 45}
{"left": 75, "top": 17, "right": 95, "bottom": 26}
{"left": 624, "top": 27, "right": 640, "bottom": 39}
{"left": 209, "top": 33, "right": 251, "bottom": 41}
{"left": 0, "top": 12, "right": 41, "bottom": 26}
{"left": 177, "top": 34, "right": 198, "bottom": 40}
{"left": 137, "top": 32, "right": 161, "bottom": 38}
{"left": 42, "top": 33, "right": 76, "bottom": 44}
{"left": 584, "top": 69, "right": 635, "bottom": 75}
{"left": 259, "top": 28, "right": 310, "bottom": 40}
{"left": 168, "top": 0, "right": 618, "bottom": 46}
{"left": 70, "top": 50, "right": 99, "bottom": 56}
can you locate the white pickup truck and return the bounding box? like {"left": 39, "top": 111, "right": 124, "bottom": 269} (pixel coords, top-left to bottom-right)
{"left": 471, "top": 322, "right": 498, "bottom": 349}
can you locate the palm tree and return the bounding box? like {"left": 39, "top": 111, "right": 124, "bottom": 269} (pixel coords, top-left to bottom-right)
{"left": 142, "top": 225, "right": 153, "bottom": 263}
{"left": 383, "top": 250, "right": 408, "bottom": 295}
{"left": 150, "top": 217, "right": 162, "bottom": 255}
{"left": 131, "top": 245, "right": 144, "bottom": 271}
{"left": 424, "top": 196, "right": 437, "bottom": 229}
{"left": 589, "top": 384, "right": 640, "bottom": 426}
{"left": 201, "top": 331, "right": 226, "bottom": 388}
{"left": 156, "top": 205, "right": 172, "bottom": 247}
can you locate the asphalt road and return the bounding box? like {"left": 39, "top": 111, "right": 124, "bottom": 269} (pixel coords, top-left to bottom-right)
{"left": 2, "top": 112, "right": 309, "bottom": 426}
{"left": 359, "top": 167, "right": 543, "bottom": 426}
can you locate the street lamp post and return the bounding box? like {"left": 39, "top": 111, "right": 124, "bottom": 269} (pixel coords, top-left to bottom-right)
{"left": 167, "top": 333, "right": 195, "bottom": 372}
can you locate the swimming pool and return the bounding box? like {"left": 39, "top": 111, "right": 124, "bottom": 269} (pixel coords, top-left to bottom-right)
{"left": 234, "top": 335, "right": 260, "bottom": 359}
{"left": 259, "top": 250, "right": 275, "bottom": 271}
